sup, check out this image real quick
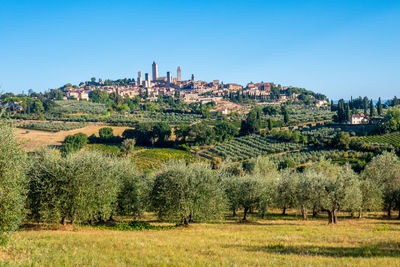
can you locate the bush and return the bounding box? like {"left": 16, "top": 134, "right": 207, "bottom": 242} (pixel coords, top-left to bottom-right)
{"left": 99, "top": 127, "right": 114, "bottom": 141}
{"left": 0, "top": 122, "right": 27, "bottom": 244}
{"left": 60, "top": 133, "right": 88, "bottom": 154}
{"left": 121, "top": 139, "right": 136, "bottom": 156}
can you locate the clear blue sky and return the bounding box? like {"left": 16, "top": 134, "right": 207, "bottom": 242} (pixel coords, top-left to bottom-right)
{"left": 1, "top": 0, "right": 399, "bottom": 99}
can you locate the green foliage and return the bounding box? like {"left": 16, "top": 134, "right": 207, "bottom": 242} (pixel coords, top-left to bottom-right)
{"left": 302, "top": 161, "right": 362, "bottom": 223}
{"left": 60, "top": 133, "right": 88, "bottom": 154}
{"left": 53, "top": 100, "right": 108, "bottom": 114}
{"left": 380, "top": 107, "right": 400, "bottom": 133}
{"left": 27, "top": 150, "right": 137, "bottom": 224}
{"left": 99, "top": 127, "right": 114, "bottom": 141}
{"left": 150, "top": 161, "right": 225, "bottom": 225}
{"left": 361, "top": 152, "right": 400, "bottom": 217}
{"left": 211, "top": 135, "right": 307, "bottom": 161}
{"left": 97, "top": 221, "right": 174, "bottom": 231}
{"left": 0, "top": 122, "right": 27, "bottom": 244}
{"left": 331, "top": 132, "right": 351, "bottom": 149}
{"left": 240, "top": 108, "right": 262, "bottom": 135}
{"left": 18, "top": 121, "right": 87, "bottom": 132}
{"left": 121, "top": 139, "right": 136, "bottom": 156}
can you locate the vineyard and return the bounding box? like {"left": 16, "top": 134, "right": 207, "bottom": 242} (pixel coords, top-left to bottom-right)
{"left": 270, "top": 149, "right": 371, "bottom": 166}
{"left": 53, "top": 100, "right": 108, "bottom": 114}
{"left": 36, "top": 112, "right": 202, "bottom": 125}
{"left": 299, "top": 127, "right": 342, "bottom": 140}
{"left": 210, "top": 135, "right": 307, "bottom": 161}
{"left": 262, "top": 106, "right": 334, "bottom": 124}
{"left": 18, "top": 121, "right": 87, "bottom": 132}
{"left": 357, "top": 132, "right": 400, "bottom": 146}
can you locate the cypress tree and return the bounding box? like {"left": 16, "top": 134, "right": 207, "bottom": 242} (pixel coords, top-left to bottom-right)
{"left": 363, "top": 97, "right": 368, "bottom": 115}
{"left": 369, "top": 99, "right": 375, "bottom": 117}
{"left": 377, "top": 97, "right": 383, "bottom": 116}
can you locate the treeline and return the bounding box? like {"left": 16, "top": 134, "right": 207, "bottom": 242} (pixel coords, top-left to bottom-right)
{"left": 2, "top": 122, "right": 400, "bottom": 244}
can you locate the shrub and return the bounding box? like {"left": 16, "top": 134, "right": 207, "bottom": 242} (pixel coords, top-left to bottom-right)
{"left": 60, "top": 133, "right": 88, "bottom": 154}
{"left": 0, "top": 122, "right": 27, "bottom": 244}
{"left": 121, "top": 139, "right": 136, "bottom": 156}
{"left": 99, "top": 127, "right": 114, "bottom": 141}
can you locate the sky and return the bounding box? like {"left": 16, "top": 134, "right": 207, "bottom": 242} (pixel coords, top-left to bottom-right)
{"left": 0, "top": 0, "right": 399, "bottom": 99}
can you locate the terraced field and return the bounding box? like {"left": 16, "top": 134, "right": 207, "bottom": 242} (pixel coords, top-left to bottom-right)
{"left": 358, "top": 132, "right": 400, "bottom": 146}
{"left": 210, "top": 135, "right": 307, "bottom": 161}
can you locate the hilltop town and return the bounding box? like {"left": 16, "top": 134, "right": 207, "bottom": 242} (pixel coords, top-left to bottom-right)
{"left": 61, "top": 61, "right": 328, "bottom": 113}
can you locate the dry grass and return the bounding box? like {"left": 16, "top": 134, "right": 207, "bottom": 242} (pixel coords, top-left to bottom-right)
{"left": 16, "top": 124, "right": 130, "bottom": 152}
{"left": 1, "top": 213, "right": 400, "bottom": 266}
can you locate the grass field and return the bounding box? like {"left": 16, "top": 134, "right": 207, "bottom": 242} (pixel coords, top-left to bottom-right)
{"left": 15, "top": 125, "right": 130, "bottom": 152}
{"left": 1, "top": 213, "right": 400, "bottom": 266}
{"left": 131, "top": 148, "right": 199, "bottom": 170}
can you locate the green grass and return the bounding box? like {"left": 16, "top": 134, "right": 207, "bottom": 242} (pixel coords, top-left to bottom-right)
{"left": 2, "top": 213, "right": 400, "bottom": 266}
{"left": 86, "top": 144, "right": 122, "bottom": 156}
{"left": 131, "top": 148, "right": 199, "bottom": 170}
{"left": 358, "top": 132, "right": 400, "bottom": 146}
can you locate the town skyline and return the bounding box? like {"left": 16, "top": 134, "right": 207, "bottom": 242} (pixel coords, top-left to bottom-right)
{"left": 1, "top": 1, "right": 399, "bottom": 99}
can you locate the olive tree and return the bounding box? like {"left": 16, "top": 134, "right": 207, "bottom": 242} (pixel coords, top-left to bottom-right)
{"left": 303, "top": 161, "right": 362, "bottom": 224}
{"left": 0, "top": 122, "right": 27, "bottom": 244}
{"left": 276, "top": 169, "right": 299, "bottom": 215}
{"left": 121, "top": 138, "right": 136, "bottom": 156}
{"left": 362, "top": 152, "right": 400, "bottom": 218}
{"left": 28, "top": 150, "right": 127, "bottom": 224}
{"left": 150, "top": 161, "right": 225, "bottom": 225}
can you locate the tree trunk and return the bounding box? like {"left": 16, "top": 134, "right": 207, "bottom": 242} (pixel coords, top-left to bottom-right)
{"left": 243, "top": 207, "right": 249, "bottom": 221}
{"left": 358, "top": 209, "right": 362, "bottom": 219}
{"left": 189, "top": 214, "right": 193, "bottom": 223}
{"left": 333, "top": 209, "right": 337, "bottom": 224}
{"left": 182, "top": 217, "right": 189, "bottom": 226}
{"left": 61, "top": 216, "right": 67, "bottom": 225}
{"left": 327, "top": 210, "right": 333, "bottom": 224}
{"left": 282, "top": 207, "right": 286, "bottom": 215}
{"left": 312, "top": 206, "right": 319, "bottom": 218}
{"left": 301, "top": 205, "right": 307, "bottom": 220}
{"left": 388, "top": 202, "right": 392, "bottom": 218}
{"left": 232, "top": 209, "right": 237, "bottom": 217}
{"left": 398, "top": 209, "right": 400, "bottom": 220}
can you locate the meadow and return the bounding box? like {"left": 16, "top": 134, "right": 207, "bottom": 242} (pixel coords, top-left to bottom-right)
{"left": 1, "top": 213, "right": 400, "bottom": 266}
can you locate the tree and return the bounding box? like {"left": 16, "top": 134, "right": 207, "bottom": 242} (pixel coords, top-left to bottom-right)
{"left": 262, "top": 105, "right": 278, "bottom": 115}
{"left": 362, "top": 152, "right": 400, "bottom": 218}
{"left": 331, "top": 132, "right": 350, "bottom": 149}
{"left": 150, "top": 161, "right": 225, "bottom": 225}
{"left": 153, "top": 122, "right": 171, "bottom": 145}
{"left": 91, "top": 77, "right": 96, "bottom": 83}
{"left": 99, "top": 127, "right": 114, "bottom": 141}
{"left": 276, "top": 169, "right": 299, "bottom": 215}
{"left": 60, "top": 133, "right": 88, "bottom": 155}
{"left": 281, "top": 105, "right": 289, "bottom": 124}
{"left": 28, "top": 150, "right": 125, "bottom": 225}
{"left": 214, "top": 121, "right": 238, "bottom": 142}
{"left": 121, "top": 139, "right": 136, "bottom": 156}
{"left": 369, "top": 99, "right": 375, "bottom": 117}
{"left": 363, "top": 96, "right": 369, "bottom": 115}
{"left": 380, "top": 107, "right": 400, "bottom": 133}
{"left": 0, "top": 122, "right": 27, "bottom": 244}
{"left": 239, "top": 108, "right": 262, "bottom": 135}
{"left": 377, "top": 97, "right": 383, "bottom": 116}
{"left": 267, "top": 118, "right": 273, "bottom": 131}
{"left": 394, "top": 96, "right": 399, "bottom": 107}
{"left": 224, "top": 157, "right": 278, "bottom": 219}
{"left": 303, "top": 161, "right": 362, "bottom": 224}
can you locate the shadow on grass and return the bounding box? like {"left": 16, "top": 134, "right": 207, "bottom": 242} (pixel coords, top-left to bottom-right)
{"left": 229, "top": 242, "right": 400, "bottom": 258}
